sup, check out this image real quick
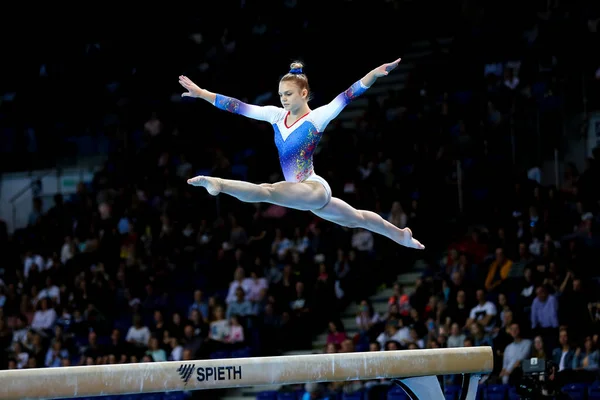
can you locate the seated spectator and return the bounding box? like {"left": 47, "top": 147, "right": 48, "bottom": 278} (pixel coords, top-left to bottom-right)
{"left": 209, "top": 305, "right": 230, "bottom": 343}
{"left": 551, "top": 328, "right": 574, "bottom": 372}
{"left": 45, "top": 340, "right": 68, "bottom": 368}
{"left": 227, "top": 287, "right": 254, "bottom": 319}
{"left": 227, "top": 315, "right": 245, "bottom": 345}
{"left": 355, "top": 299, "right": 382, "bottom": 342}
{"left": 466, "top": 289, "right": 497, "bottom": 333}
{"left": 188, "top": 290, "right": 209, "bottom": 323}
{"left": 168, "top": 337, "right": 183, "bottom": 361}
{"left": 485, "top": 248, "right": 513, "bottom": 293}
{"left": 531, "top": 336, "right": 547, "bottom": 360}
{"left": 145, "top": 336, "right": 167, "bottom": 362}
{"left": 469, "top": 322, "right": 492, "bottom": 347}
{"left": 500, "top": 323, "right": 532, "bottom": 385}
{"left": 30, "top": 298, "right": 57, "bottom": 333}
{"left": 530, "top": 285, "right": 559, "bottom": 346}
{"left": 447, "top": 323, "right": 466, "bottom": 348}
{"left": 445, "top": 290, "right": 470, "bottom": 329}
{"left": 573, "top": 335, "right": 599, "bottom": 371}
{"left": 125, "top": 314, "right": 151, "bottom": 350}
{"left": 376, "top": 319, "right": 410, "bottom": 350}
{"left": 226, "top": 267, "right": 252, "bottom": 305}
{"left": 326, "top": 320, "right": 347, "bottom": 346}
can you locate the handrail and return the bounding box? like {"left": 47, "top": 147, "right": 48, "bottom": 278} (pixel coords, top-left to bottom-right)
{"left": 9, "top": 169, "right": 56, "bottom": 204}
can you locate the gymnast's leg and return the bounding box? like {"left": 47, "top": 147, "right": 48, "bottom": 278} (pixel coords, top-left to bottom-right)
{"left": 311, "top": 197, "right": 425, "bottom": 249}
{"left": 187, "top": 175, "right": 329, "bottom": 211}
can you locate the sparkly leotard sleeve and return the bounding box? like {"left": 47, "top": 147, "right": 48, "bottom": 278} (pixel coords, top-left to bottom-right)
{"left": 213, "top": 80, "right": 369, "bottom": 183}
{"left": 213, "top": 95, "right": 285, "bottom": 124}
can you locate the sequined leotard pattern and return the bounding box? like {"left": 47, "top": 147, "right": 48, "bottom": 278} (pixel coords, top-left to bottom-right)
{"left": 214, "top": 80, "right": 368, "bottom": 183}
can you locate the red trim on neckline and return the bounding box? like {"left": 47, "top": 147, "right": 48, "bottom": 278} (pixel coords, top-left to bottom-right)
{"left": 284, "top": 111, "right": 310, "bottom": 129}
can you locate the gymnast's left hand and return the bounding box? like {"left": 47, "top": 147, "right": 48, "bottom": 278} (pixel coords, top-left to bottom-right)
{"left": 373, "top": 58, "right": 402, "bottom": 77}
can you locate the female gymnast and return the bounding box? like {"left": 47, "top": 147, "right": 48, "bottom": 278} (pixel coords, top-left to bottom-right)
{"left": 178, "top": 59, "right": 424, "bottom": 250}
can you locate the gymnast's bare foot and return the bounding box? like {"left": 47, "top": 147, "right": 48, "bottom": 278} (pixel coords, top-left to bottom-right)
{"left": 398, "top": 228, "right": 425, "bottom": 250}
{"left": 187, "top": 176, "right": 222, "bottom": 196}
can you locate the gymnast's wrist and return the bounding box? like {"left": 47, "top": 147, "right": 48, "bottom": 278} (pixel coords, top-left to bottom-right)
{"left": 196, "top": 88, "right": 208, "bottom": 99}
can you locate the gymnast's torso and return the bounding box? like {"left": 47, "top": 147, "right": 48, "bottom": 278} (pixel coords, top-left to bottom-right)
{"left": 214, "top": 80, "right": 368, "bottom": 183}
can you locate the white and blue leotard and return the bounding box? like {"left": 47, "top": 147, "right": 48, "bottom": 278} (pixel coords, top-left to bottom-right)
{"left": 213, "top": 80, "right": 369, "bottom": 183}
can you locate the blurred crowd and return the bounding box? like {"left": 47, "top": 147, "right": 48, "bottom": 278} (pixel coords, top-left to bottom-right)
{"left": 0, "top": 1, "right": 599, "bottom": 400}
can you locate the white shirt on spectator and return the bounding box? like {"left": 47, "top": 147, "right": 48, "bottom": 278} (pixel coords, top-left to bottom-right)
{"left": 376, "top": 327, "right": 411, "bottom": 349}
{"left": 12, "top": 328, "right": 28, "bottom": 345}
{"left": 502, "top": 339, "right": 532, "bottom": 384}
{"left": 469, "top": 301, "right": 497, "bottom": 331}
{"left": 209, "top": 320, "right": 230, "bottom": 342}
{"left": 36, "top": 285, "right": 60, "bottom": 305}
{"left": 61, "top": 243, "right": 74, "bottom": 264}
{"left": 16, "top": 351, "right": 29, "bottom": 369}
{"left": 225, "top": 279, "right": 253, "bottom": 304}
{"left": 126, "top": 326, "right": 151, "bottom": 346}
{"left": 24, "top": 254, "right": 45, "bottom": 278}
{"left": 351, "top": 229, "right": 374, "bottom": 252}
{"left": 31, "top": 308, "right": 57, "bottom": 331}
{"left": 170, "top": 345, "right": 183, "bottom": 361}
{"left": 246, "top": 278, "right": 268, "bottom": 302}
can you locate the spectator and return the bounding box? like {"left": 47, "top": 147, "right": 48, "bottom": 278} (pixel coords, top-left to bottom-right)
{"left": 530, "top": 285, "right": 559, "bottom": 346}
{"left": 188, "top": 290, "right": 209, "bottom": 323}
{"left": 573, "top": 335, "right": 599, "bottom": 371}
{"left": 500, "top": 323, "right": 532, "bottom": 385}
{"left": 466, "top": 289, "right": 497, "bottom": 333}
{"left": 484, "top": 248, "right": 513, "bottom": 293}
{"left": 447, "top": 323, "right": 466, "bottom": 348}
{"left": 326, "top": 320, "right": 347, "bottom": 346}
{"left": 227, "top": 287, "right": 254, "bottom": 319}
{"left": 552, "top": 329, "right": 575, "bottom": 372}
{"left": 125, "top": 314, "right": 150, "bottom": 349}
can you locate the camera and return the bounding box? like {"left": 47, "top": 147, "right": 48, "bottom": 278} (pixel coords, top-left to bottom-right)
{"left": 515, "top": 358, "right": 569, "bottom": 399}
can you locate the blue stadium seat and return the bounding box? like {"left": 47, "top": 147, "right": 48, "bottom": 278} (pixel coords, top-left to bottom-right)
{"left": 589, "top": 381, "right": 600, "bottom": 400}
{"left": 209, "top": 350, "right": 230, "bottom": 359}
{"left": 387, "top": 387, "right": 409, "bottom": 400}
{"left": 476, "top": 384, "right": 485, "bottom": 400}
{"left": 231, "top": 347, "right": 252, "bottom": 358}
{"left": 444, "top": 385, "right": 460, "bottom": 400}
{"left": 256, "top": 390, "right": 278, "bottom": 400}
{"left": 508, "top": 387, "right": 519, "bottom": 400}
{"left": 342, "top": 390, "right": 364, "bottom": 400}
{"left": 277, "top": 391, "right": 298, "bottom": 400}
{"left": 163, "top": 391, "right": 187, "bottom": 400}
{"left": 562, "top": 383, "right": 587, "bottom": 400}
{"left": 486, "top": 383, "right": 509, "bottom": 400}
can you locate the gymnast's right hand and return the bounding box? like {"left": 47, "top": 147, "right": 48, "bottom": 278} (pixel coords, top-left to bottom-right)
{"left": 179, "top": 75, "right": 203, "bottom": 98}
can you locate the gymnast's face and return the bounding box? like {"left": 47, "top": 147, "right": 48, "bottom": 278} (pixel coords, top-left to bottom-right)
{"left": 278, "top": 81, "right": 307, "bottom": 112}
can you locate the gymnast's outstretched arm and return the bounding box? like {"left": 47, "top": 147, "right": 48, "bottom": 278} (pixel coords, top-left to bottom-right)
{"left": 311, "top": 58, "right": 403, "bottom": 130}
{"left": 178, "top": 75, "right": 282, "bottom": 123}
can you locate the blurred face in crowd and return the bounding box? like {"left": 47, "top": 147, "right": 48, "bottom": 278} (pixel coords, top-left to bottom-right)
{"left": 559, "top": 330, "right": 568, "bottom": 347}
{"left": 534, "top": 336, "right": 543, "bottom": 351}
{"left": 510, "top": 323, "right": 520, "bottom": 340}
{"left": 536, "top": 286, "right": 548, "bottom": 301}
{"left": 476, "top": 290, "right": 485, "bottom": 304}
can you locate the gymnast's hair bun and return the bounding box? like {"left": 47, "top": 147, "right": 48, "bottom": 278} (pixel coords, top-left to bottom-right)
{"left": 289, "top": 61, "right": 304, "bottom": 74}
